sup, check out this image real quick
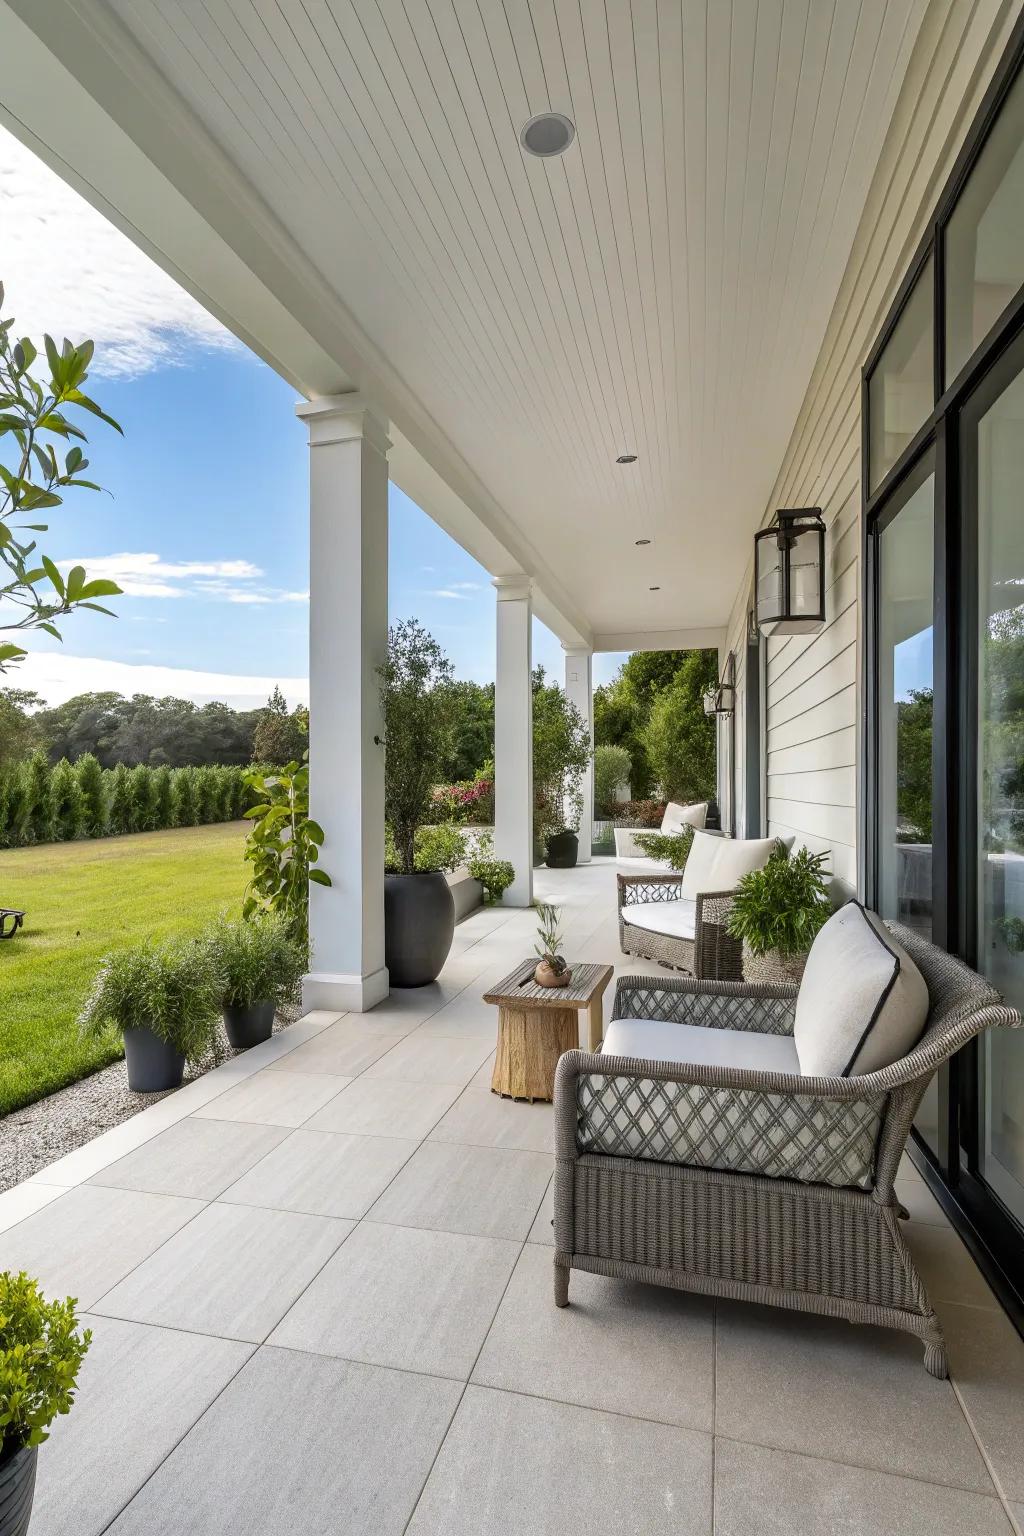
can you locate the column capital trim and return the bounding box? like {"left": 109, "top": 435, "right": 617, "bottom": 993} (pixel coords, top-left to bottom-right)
{"left": 561, "top": 643, "right": 593, "bottom": 657}
{"left": 296, "top": 393, "right": 392, "bottom": 456}
{"left": 492, "top": 575, "right": 533, "bottom": 602}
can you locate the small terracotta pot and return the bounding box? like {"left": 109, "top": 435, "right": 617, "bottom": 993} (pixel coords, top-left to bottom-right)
{"left": 534, "top": 959, "right": 571, "bottom": 988}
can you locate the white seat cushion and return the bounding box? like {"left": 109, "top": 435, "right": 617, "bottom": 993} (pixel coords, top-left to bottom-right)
{"left": 621, "top": 898, "right": 696, "bottom": 941}
{"left": 603, "top": 1018, "right": 800, "bottom": 1075}
{"left": 661, "top": 800, "right": 707, "bottom": 834}
{"left": 680, "top": 830, "right": 777, "bottom": 900}
{"left": 794, "top": 901, "right": 929, "bottom": 1076}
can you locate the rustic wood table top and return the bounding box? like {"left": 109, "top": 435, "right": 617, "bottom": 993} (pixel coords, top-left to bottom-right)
{"left": 483, "top": 959, "right": 614, "bottom": 1010}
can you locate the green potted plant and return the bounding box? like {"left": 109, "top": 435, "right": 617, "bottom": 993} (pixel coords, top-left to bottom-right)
{"left": 78, "top": 938, "right": 223, "bottom": 1091}
{"left": 467, "top": 832, "right": 515, "bottom": 904}
{"left": 726, "top": 844, "right": 831, "bottom": 983}
{"left": 534, "top": 902, "right": 570, "bottom": 987}
{"left": 208, "top": 914, "right": 306, "bottom": 1049}
{"left": 0, "top": 1271, "right": 92, "bottom": 1536}
{"left": 378, "top": 620, "right": 459, "bottom": 986}
{"left": 532, "top": 668, "right": 591, "bottom": 868}
{"left": 633, "top": 826, "right": 695, "bottom": 871}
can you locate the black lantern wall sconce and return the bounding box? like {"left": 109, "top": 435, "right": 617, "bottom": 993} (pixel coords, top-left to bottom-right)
{"left": 703, "top": 651, "right": 736, "bottom": 716}
{"left": 754, "top": 507, "right": 826, "bottom": 636}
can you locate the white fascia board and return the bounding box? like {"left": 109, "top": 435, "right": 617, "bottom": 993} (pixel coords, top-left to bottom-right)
{"left": 592, "top": 627, "right": 727, "bottom": 654}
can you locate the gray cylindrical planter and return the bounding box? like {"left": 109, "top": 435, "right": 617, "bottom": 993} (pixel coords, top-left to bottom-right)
{"left": 223, "top": 1000, "right": 275, "bottom": 1050}
{"left": 0, "top": 1445, "right": 37, "bottom": 1536}
{"left": 384, "top": 871, "right": 455, "bottom": 987}
{"left": 123, "top": 1025, "right": 185, "bottom": 1093}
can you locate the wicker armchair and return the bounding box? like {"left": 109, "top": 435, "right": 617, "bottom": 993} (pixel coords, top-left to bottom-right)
{"left": 617, "top": 871, "right": 743, "bottom": 979}
{"left": 553, "top": 922, "right": 1021, "bottom": 1376}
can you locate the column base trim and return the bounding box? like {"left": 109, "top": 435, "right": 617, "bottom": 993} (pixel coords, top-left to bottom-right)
{"left": 302, "top": 966, "right": 389, "bottom": 1013}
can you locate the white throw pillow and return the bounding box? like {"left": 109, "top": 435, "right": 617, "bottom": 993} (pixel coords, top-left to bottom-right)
{"left": 680, "top": 831, "right": 777, "bottom": 900}
{"left": 793, "top": 902, "right": 929, "bottom": 1077}
{"left": 661, "top": 800, "right": 708, "bottom": 834}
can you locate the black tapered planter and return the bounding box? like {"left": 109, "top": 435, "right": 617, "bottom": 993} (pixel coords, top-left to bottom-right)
{"left": 123, "top": 1025, "right": 185, "bottom": 1093}
{"left": 545, "top": 831, "right": 579, "bottom": 868}
{"left": 223, "top": 1001, "right": 275, "bottom": 1049}
{"left": 385, "top": 872, "right": 455, "bottom": 987}
{"left": 0, "top": 1446, "right": 37, "bottom": 1536}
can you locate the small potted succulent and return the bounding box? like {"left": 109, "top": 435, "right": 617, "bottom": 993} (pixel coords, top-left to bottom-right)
{"left": 78, "top": 938, "right": 222, "bottom": 1091}
{"left": 534, "top": 902, "right": 571, "bottom": 988}
{"left": 0, "top": 1271, "right": 92, "bottom": 1536}
{"left": 208, "top": 914, "right": 306, "bottom": 1049}
{"left": 726, "top": 844, "right": 831, "bottom": 983}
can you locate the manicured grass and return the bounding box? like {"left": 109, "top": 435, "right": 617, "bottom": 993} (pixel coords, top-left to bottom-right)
{"left": 0, "top": 822, "right": 251, "bottom": 1116}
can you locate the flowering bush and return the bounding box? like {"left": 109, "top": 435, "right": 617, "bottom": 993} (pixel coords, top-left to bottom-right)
{"left": 430, "top": 774, "right": 493, "bottom": 825}
{"left": 611, "top": 799, "right": 666, "bottom": 829}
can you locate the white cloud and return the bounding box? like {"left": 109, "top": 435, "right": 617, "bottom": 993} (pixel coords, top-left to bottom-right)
{"left": 16, "top": 650, "right": 308, "bottom": 711}
{"left": 57, "top": 553, "right": 308, "bottom": 606}
{"left": 0, "top": 126, "right": 237, "bottom": 378}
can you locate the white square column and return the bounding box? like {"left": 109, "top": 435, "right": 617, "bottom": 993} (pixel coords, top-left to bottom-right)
{"left": 493, "top": 577, "right": 533, "bottom": 906}
{"left": 297, "top": 395, "right": 390, "bottom": 1012}
{"left": 563, "top": 646, "right": 593, "bottom": 863}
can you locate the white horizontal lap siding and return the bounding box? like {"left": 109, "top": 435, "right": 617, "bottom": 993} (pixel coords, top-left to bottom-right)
{"left": 730, "top": 0, "right": 1022, "bottom": 902}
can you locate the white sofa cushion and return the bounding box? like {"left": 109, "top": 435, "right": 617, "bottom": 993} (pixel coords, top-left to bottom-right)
{"left": 620, "top": 898, "right": 696, "bottom": 941}
{"left": 661, "top": 800, "right": 708, "bottom": 834}
{"left": 603, "top": 1018, "right": 799, "bottom": 1075}
{"left": 794, "top": 901, "right": 929, "bottom": 1077}
{"left": 680, "top": 830, "right": 777, "bottom": 900}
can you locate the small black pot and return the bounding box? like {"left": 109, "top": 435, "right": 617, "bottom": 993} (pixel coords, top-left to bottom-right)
{"left": 385, "top": 871, "right": 455, "bottom": 987}
{"left": 0, "top": 1445, "right": 37, "bottom": 1536}
{"left": 223, "top": 1000, "right": 275, "bottom": 1049}
{"left": 545, "top": 831, "right": 579, "bottom": 868}
{"left": 123, "top": 1025, "right": 185, "bottom": 1093}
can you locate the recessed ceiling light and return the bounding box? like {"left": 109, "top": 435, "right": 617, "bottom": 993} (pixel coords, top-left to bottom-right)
{"left": 616, "top": 453, "right": 638, "bottom": 464}
{"left": 649, "top": 585, "right": 661, "bottom": 591}
{"left": 635, "top": 538, "right": 651, "bottom": 546}
{"left": 520, "top": 112, "right": 575, "bottom": 158}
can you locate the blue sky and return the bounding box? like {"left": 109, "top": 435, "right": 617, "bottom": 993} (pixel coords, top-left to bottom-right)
{"left": 1, "top": 123, "right": 625, "bottom": 709}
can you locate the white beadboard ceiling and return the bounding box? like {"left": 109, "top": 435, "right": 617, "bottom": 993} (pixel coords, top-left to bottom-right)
{"left": 99, "top": 0, "right": 924, "bottom": 635}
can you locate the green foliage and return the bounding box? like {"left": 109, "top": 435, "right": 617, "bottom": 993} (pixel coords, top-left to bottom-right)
{"left": 0, "top": 283, "right": 123, "bottom": 671}
{"left": 243, "top": 756, "right": 330, "bottom": 939}
{"left": 205, "top": 913, "right": 306, "bottom": 1011}
{"left": 33, "top": 690, "right": 262, "bottom": 769}
{"left": 152, "top": 764, "right": 174, "bottom": 829}
{"left": 611, "top": 798, "right": 666, "bottom": 827}
{"left": 593, "top": 743, "right": 631, "bottom": 817}
{"left": 533, "top": 901, "right": 566, "bottom": 970}
{"left": 532, "top": 667, "right": 591, "bottom": 844}
{"left": 74, "top": 752, "right": 106, "bottom": 837}
{"left": 106, "top": 761, "right": 135, "bottom": 835}
{"left": 378, "top": 619, "right": 456, "bottom": 875}
{"left": 438, "top": 679, "right": 495, "bottom": 782}
{"left": 173, "top": 764, "right": 199, "bottom": 828}
{"left": 594, "top": 650, "right": 698, "bottom": 798}
{"left": 23, "top": 749, "right": 52, "bottom": 843}
{"left": 0, "top": 1271, "right": 92, "bottom": 1457}
{"left": 0, "top": 688, "right": 40, "bottom": 765}
{"left": 634, "top": 826, "right": 695, "bottom": 871}
{"left": 194, "top": 765, "right": 220, "bottom": 825}
{"left": 413, "top": 823, "right": 467, "bottom": 874}
{"left": 727, "top": 846, "right": 831, "bottom": 959}
{"left": 251, "top": 686, "right": 308, "bottom": 766}
{"left": 129, "top": 764, "right": 157, "bottom": 832}
{"left": 642, "top": 650, "right": 718, "bottom": 803}
{"left": 77, "top": 937, "right": 223, "bottom": 1060}
{"left": 466, "top": 833, "right": 514, "bottom": 902}
{"left": 48, "top": 758, "right": 83, "bottom": 841}
{"left": 896, "top": 687, "right": 933, "bottom": 843}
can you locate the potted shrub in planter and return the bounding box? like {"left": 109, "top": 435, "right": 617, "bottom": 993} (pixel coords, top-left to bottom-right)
{"left": 532, "top": 668, "right": 591, "bottom": 869}
{"left": 467, "top": 832, "right": 515, "bottom": 904}
{"left": 208, "top": 914, "right": 306, "bottom": 1049}
{"left": 726, "top": 844, "right": 831, "bottom": 984}
{"left": 379, "top": 620, "right": 461, "bottom": 987}
{"left": 533, "top": 902, "right": 570, "bottom": 987}
{"left": 78, "top": 939, "right": 222, "bottom": 1091}
{"left": 0, "top": 1271, "right": 92, "bottom": 1536}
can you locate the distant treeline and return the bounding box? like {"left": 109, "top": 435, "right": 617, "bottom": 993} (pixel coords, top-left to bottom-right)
{"left": 0, "top": 753, "right": 268, "bottom": 850}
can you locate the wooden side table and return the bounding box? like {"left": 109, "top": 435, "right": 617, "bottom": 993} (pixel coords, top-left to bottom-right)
{"left": 483, "top": 960, "right": 614, "bottom": 1102}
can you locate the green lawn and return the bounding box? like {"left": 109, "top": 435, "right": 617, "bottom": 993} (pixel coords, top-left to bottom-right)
{"left": 0, "top": 822, "right": 251, "bottom": 1116}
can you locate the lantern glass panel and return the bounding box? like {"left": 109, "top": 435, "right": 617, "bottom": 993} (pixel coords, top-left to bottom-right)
{"left": 789, "top": 525, "right": 822, "bottom": 618}
{"left": 755, "top": 533, "right": 783, "bottom": 626}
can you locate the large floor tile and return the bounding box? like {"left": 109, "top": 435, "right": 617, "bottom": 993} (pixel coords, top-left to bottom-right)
{"left": 193, "top": 1069, "right": 350, "bottom": 1127}
{"left": 271, "top": 1221, "right": 519, "bottom": 1378}
{"left": 220, "top": 1128, "right": 415, "bottom": 1218}
{"left": 87, "top": 1117, "right": 288, "bottom": 1200}
{"left": 92, "top": 1200, "right": 352, "bottom": 1341}
{"left": 528, "top": 1176, "right": 554, "bottom": 1245}
{"left": 304, "top": 1076, "right": 460, "bottom": 1139}
{"left": 905, "top": 1221, "right": 1000, "bottom": 1310}
{"left": 406, "top": 1385, "right": 713, "bottom": 1536}
{"left": 368, "top": 1140, "right": 551, "bottom": 1240}
{"left": 473, "top": 1243, "right": 713, "bottom": 1429}
{"left": 895, "top": 1176, "right": 950, "bottom": 1226}
{"left": 363, "top": 1033, "right": 494, "bottom": 1086}
{"left": 945, "top": 1300, "right": 1024, "bottom": 1503}
{"left": 713, "top": 1437, "right": 1011, "bottom": 1536}
{"left": 414, "top": 995, "right": 501, "bottom": 1039}
{"left": 266, "top": 1019, "right": 405, "bottom": 1075}
{"left": 0, "top": 1185, "right": 203, "bottom": 1309}
{"left": 31, "top": 1316, "right": 252, "bottom": 1536}
{"left": 715, "top": 1301, "right": 992, "bottom": 1492}
{"left": 107, "top": 1346, "right": 461, "bottom": 1536}
{"left": 428, "top": 1086, "right": 555, "bottom": 1152}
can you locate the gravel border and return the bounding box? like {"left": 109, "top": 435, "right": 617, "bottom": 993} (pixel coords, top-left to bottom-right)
{"left": 0, "top": 1005, "right": 302, "bottom": 1193}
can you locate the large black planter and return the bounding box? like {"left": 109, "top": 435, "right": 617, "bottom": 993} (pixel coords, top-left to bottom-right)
{"left": 123, "top": 1025, "right": 185, "bottom": 1093}
{"left": 385, "top": 872, "right": 455, "bottom": 987}
{"left": 223, "top": 1001, "right": 275, "bottom": 1050}
{"left": 545, "top": 831, "right": 579, "bottom": 868}
{"left": 0, "top": 1445, "right": 37, "bottom": 1536}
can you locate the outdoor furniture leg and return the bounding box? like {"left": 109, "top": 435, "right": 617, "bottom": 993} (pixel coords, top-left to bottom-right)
{"left": 587, "top": 995, "right": 603, "bottom": 1051}
{"left": 491, "top": 1005, "right": 578, "bottom": 1101}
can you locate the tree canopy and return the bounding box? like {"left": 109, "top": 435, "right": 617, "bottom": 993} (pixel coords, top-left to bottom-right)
{"left": 594, "top": 648, "right": 718, "bottom": 803}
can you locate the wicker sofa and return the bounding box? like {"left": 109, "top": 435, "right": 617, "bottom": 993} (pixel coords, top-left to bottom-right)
{"left": 552, "top": 922, "right": 1021, "bottom": 1376}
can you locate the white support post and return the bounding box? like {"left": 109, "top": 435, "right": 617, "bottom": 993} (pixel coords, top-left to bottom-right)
{"left": 493, "top": 577, "right": 533, "bottom": 906}
{"left": 563, "top": 646, "right": 593, "bottom": 863}
{"left": 297, "top": 395, "right": 390, "bottom": 1012}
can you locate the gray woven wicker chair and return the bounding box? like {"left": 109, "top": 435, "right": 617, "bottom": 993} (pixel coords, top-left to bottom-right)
{"left": 553, "top": 922, "right": 1020, "bottom": 1376}
{"left": 617, "top": 872, "right": 743, "bottom": 979}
